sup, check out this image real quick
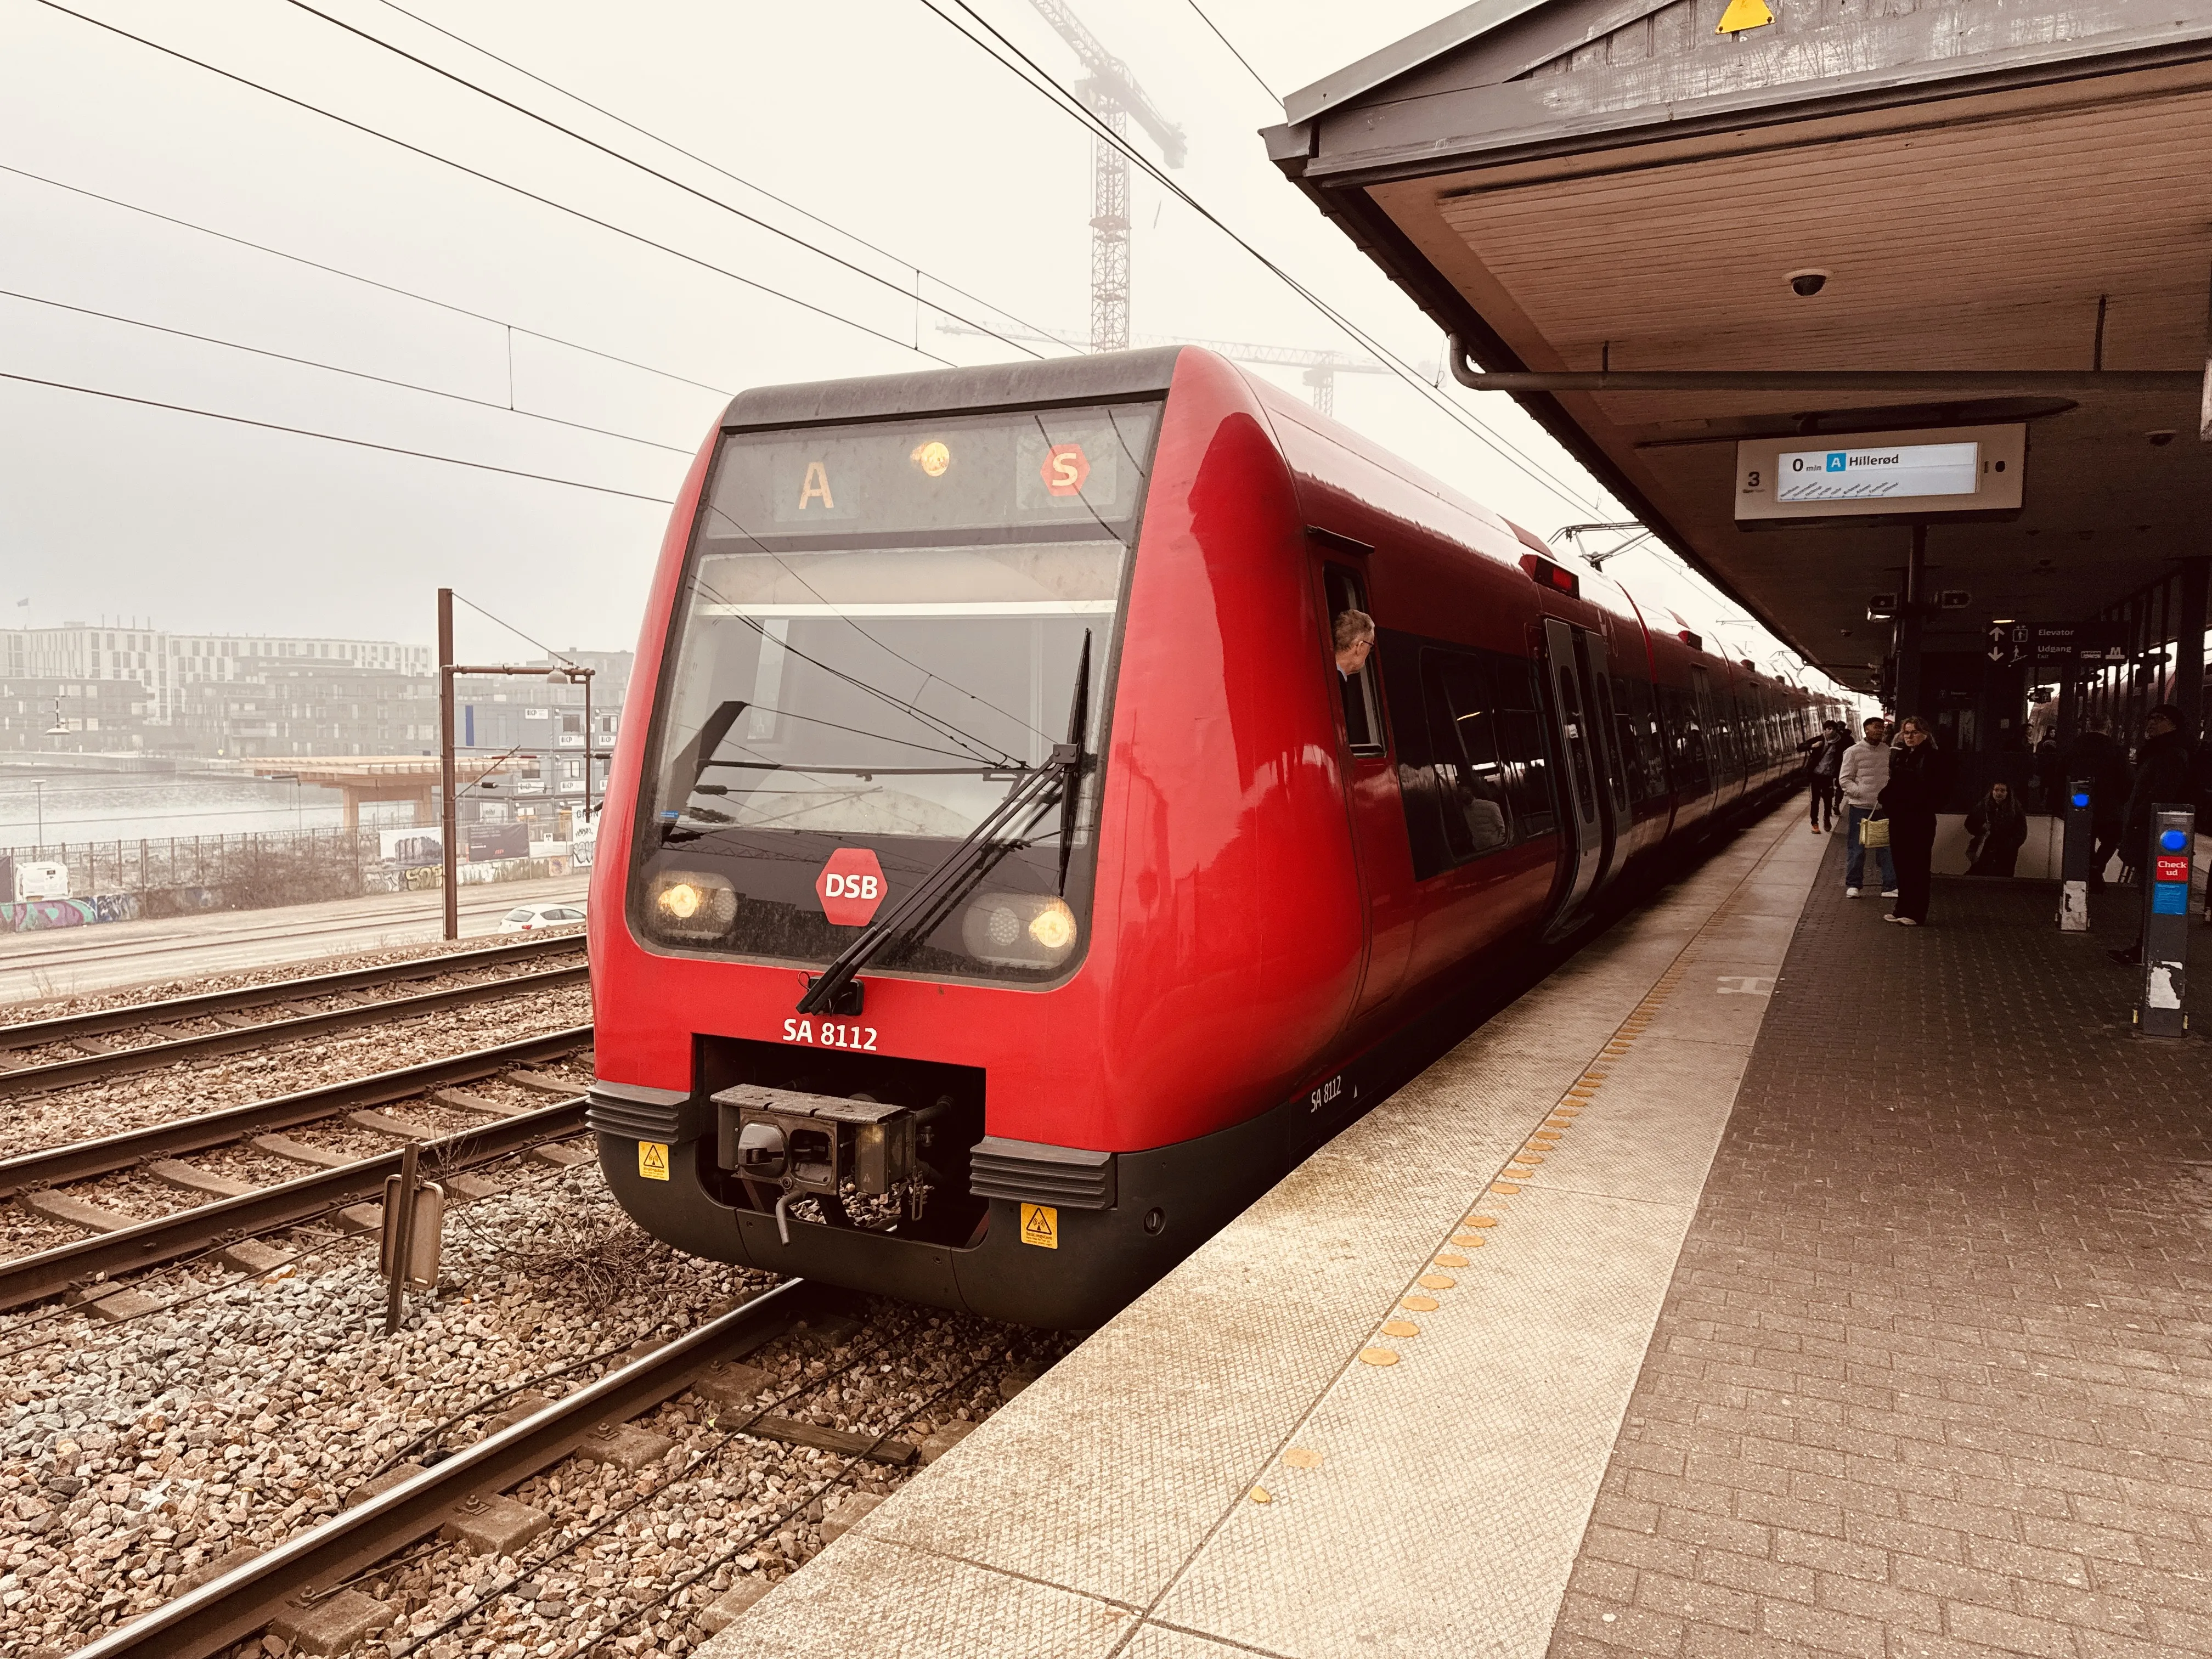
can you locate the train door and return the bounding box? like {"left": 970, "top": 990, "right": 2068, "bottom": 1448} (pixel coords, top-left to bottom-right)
{"left": 1577, "top": 631, "right": 1633, "bottom": 886}
{"left": 1318, "top": 558, "right": 1413, "bottom": 1019}
{"left": 1539, "top": 617, "right": 1609, "bottom": 933}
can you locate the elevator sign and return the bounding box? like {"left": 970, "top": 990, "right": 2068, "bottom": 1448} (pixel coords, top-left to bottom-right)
{"left": 1734, "top": 423, "right": 2025, "bottom": 521}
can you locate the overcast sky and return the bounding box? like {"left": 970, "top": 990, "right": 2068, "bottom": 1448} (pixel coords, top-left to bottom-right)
{"left": 0, "top": 0, "right": 1836, "bottom": 686}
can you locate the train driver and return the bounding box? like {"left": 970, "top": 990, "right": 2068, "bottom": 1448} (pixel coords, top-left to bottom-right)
{"left": 1333, "top": 607, "right": 1376, "bottom": 678}
{"left": 1332, "top": 606, "right": 1379, "bottom": 750}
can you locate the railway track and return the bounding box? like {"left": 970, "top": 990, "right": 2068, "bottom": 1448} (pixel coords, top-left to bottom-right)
{"left": 0, "top": 934, "right": 588, "bottom": 1097}
{"left": 62, "top": 1279, "right": 929, "bottom": 1659}
{"left": 0, "top": 1024, "right": 594, "bottom": 1310}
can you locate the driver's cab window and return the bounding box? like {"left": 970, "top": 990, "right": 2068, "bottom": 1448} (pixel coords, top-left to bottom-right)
{"left": 1324, "top": 565, "right": 1384, "bottom": 755}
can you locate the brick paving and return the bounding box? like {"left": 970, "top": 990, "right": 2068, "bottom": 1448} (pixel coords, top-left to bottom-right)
{"left": 1549, "top": 850, "right": 2212, "bottom": 1659}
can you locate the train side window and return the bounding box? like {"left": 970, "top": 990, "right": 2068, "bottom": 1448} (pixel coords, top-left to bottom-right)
{"left": 1323, "top": 566, "right": 1385, "bottom": 756}
{"left": 1417, "top": 651, "right": 1511, "bottom": 861}
{"left": 1611, "top": 673, "right": 1660, "bottom": 806}
{"left": 1492, "top": 661, "right": 1558, "bottom": 838}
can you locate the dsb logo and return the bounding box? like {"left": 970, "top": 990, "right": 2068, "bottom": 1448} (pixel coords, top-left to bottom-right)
{"left": 816, "top": 848, "right": 888, "bottom": 927}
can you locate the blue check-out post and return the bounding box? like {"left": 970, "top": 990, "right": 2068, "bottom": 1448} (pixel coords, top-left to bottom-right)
{"left": 2059, "top": 777, "right": 2093, "bottom": 933}
{"left": 2134, "top": 807, "right": 2195, "bottom": 1039}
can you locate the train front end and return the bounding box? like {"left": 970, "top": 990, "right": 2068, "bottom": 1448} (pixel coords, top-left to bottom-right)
{"left": 585, "top": 348, "right": 1349, "bottom": 1327}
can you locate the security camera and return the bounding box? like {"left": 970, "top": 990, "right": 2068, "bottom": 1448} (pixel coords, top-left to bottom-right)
{"left": 1787, "top": 269, "right": 1830, "bottom": 298}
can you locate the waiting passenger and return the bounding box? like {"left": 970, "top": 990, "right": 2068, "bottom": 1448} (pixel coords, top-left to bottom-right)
{"left": 1803, "top": 719, "right": 1848, "bottom": 834}
{"left": 1964, "top": 781, "right": 2028, "bottom": 877}
{"left": 1880, "top": 716, "right": 1946, "bottom": 927}
{"left": 1838, "top": 715, "right": 1896, "bottom": 898}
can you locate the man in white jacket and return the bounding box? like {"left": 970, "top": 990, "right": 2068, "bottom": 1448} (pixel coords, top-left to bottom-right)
{"left": 1838, "top": 716, "right": 1897, "bottom": 897}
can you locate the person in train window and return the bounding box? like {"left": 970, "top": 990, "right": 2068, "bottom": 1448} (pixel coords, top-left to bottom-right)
{"left": 1838, "top": 715, "right": 1897, "bottom": 899}
{"left": 1964, "top": 780, "right": 2028, "bottom": 877}
{"left": 1333, "top": 607, "right": 1375, "bottom": 676}
{"left": 1879, "top": 716, "right": 1946, "bottom": 927}
{"left": 1333, "top": 607, "right": 1378, "bottom": 747}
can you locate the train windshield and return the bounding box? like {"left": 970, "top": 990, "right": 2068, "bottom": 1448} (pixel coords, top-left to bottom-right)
{"left": 633, "top": 402, "right": 1161, "bottom": 985}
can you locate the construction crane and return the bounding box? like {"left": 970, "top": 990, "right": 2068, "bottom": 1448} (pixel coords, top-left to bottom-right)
{"left": 1026, "top": 0, "right": 1186, "bottom": 354}
{"left": 938, "top": 322, "right": 1394, "bottom": 416}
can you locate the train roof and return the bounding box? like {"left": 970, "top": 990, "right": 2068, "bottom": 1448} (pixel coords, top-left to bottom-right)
{"left": 720, "top": 347, "right": 1186, "bottom": 433}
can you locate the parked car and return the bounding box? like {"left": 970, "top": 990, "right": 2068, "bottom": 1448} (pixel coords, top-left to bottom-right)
{"left": 499, "top": 901, "right": 588, "bottom": 934}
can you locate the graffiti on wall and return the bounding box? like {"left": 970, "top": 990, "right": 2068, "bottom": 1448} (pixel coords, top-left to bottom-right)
{"left": 0, "top": 894, "right": 143, "bottom": 933}
{"left": 399, "top": 856, "right": 566, "bottom": 892}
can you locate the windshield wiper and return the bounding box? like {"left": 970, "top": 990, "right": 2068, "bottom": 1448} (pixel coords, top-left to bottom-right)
{"left": 795, "top": 631, "right": 1092, "bottom": 1015}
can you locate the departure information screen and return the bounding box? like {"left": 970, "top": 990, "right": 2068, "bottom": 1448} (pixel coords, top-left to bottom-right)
{"left": 1775, "top": 442, "right": 1978, "bottom": 502}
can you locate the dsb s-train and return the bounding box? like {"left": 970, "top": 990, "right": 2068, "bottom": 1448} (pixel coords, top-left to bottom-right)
{"left": 584, "top": 347, "right": 1839, "bottom": 1328}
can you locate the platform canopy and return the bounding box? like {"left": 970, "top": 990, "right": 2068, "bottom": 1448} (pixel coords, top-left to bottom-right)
{"left": 1266, "top": 0, "right": 2212, "bottom": 697}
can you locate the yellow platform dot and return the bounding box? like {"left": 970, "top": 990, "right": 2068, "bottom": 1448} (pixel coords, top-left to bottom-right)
{"left": 1250, "top": 1485, "right": 1273, "bottom": 1503}
{"left": 1382, "top": 1319, "right": 1420, "bottom": 1338}
{"left": 1504, "top": 1166, "right": 1533, "bottom": 1179}
{"left": 1284, "top": 1447, "right": 1323, "bottom": 1469}
{"left": 1401, "top": 1294, "right": 1439, "bottom": 1312}
{"left": 1435, "top": 1252, "right": 1470, "bottom": 1266}
{"left": 1449, "top": 1234, "right": 1487, "bottom": 1248}
{"left": 1418, "top": 1273, "right": 1457, "bottom": 1290}
{"left": 1358, "top": 1348, "right": 1400, "bottom": 1367}
{"left": 1463, "top": 1215, "right": 1499, "bottom": 1227}
{"left": 1492, "top": 1182, "right": 1521, "bottom": 1194}
{"left": 1517, "top": 1154, "right": 1545, "bottom": 1165}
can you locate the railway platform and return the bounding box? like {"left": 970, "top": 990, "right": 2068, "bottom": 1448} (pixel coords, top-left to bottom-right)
{"left": 706, "top": 799, "right": 2212, "bottom": 1658}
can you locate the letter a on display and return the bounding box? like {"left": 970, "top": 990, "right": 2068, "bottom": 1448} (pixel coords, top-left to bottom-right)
{"left": 798, "top": 461, "right": 835, "bottom": 511}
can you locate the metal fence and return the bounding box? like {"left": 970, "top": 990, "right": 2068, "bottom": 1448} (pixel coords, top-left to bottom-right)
{"left": 2, "top": 826, "right": 385, "bottom": 909}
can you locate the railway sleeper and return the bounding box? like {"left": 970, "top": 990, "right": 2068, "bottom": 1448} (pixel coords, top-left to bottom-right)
{"left": 82, "top": 1288, "right": 839, "bottom": 1659}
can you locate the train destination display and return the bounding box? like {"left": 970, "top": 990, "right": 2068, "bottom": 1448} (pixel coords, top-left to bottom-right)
{"left": 1734, "top": 422, "right": 2026, "bottom": 521}
{"left": 1775, "top": 441, "right": 1978, "bottom": 501}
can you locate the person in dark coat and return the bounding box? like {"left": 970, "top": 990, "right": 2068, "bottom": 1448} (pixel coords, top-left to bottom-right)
{"left": 1965, "top": 781, "right": 2029, "bottom": 877}
{"left": 1801, "top": 720, "right": 1848, "bottom": 833}
{"left": 2108, "top": 704, "right": 2198, "bottom": 964}
{"left": 1878, "top": 716, "right": 1945, "bottom": 926}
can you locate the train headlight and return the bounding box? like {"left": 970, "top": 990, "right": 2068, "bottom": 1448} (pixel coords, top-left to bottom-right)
{"left": 646, "top": 870, "right": 737, "bottom": 942}
{"left": 1029, "top": 900, "right": 1077, "bottom": 951}
{"left": 961, "top": 892, "right": 1080, "bottom": 969}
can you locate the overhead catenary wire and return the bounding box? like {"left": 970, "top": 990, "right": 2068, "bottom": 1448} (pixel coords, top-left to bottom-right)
{"left": 0, "top": 286, "right": 694, "bottom": 454}
{"left": 1180, "top": 0, "right": 1280, "bottom": 104}
{"left": 0, "top": 162, "right": 730, "bottom": 398}
{"left": 0, "top": 369, "right": 675, "bottom": 504}
{"left": 30, "top": 0, "right": 955, "bottom": 365}
{"left": 272, "top": 0, "right": 1057, "bottom": 364}
{"left": 357, "top": 0, "right": 1076, "bottom": 356}
{"left": 912, "top": 0, "right": 1611, "bottom": 520}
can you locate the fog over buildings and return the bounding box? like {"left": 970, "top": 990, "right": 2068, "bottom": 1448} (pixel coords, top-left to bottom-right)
{"left": 0, "top": 0, "right": 1835, "bottom": 696}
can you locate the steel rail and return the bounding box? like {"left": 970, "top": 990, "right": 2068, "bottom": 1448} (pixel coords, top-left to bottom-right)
{"left": 0, "top": 962, "right": 589, "bottom": 1097}
{"left": 66, "top": 1280, "right": 822, "bottom": 1659}
{"left": 0, "top": 1087, "right": 594, "bottom": 1310}
{"left": 0, "top": 1024, "right": 592, "bottom": 1199}
{"left": 0, "top": 930, "right": 583, "bottom": 1050}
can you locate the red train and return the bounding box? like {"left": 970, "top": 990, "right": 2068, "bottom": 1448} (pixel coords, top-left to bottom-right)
{"left": 585, "top": 347, "right": 1840, "bottom": 1327}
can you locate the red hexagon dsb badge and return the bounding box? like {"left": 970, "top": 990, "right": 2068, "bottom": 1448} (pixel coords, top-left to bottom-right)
{"left": 816, "top": 848, "right": 887, "bottom": 927}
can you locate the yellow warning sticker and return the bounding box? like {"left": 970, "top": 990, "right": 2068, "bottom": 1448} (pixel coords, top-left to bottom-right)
{"left": 638, "top": 1141, "right": 671, "bottom": 1181}
{"left": 1019, "top": 1202, "right": 1058, "bottom": 1249}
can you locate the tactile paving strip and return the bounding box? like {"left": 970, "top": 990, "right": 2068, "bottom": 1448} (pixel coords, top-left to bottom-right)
{"left": 709, "top": 808, "right": 1826, "bottom": 1659}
